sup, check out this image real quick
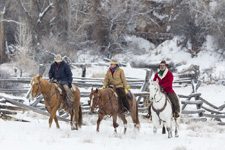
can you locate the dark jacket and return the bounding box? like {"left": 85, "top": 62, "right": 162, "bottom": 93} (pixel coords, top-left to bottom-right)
{"left": 48, "top": 61, "right": 73, "bottom": 85}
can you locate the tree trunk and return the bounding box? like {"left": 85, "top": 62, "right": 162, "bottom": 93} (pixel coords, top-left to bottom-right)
{"left": 0, "top": 13, "right": 5, "bottom": 64}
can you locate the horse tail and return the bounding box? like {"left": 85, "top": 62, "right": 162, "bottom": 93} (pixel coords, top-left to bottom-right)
{"left": 78, "top": 105, "right": 82, "bottom": 127}
{"left": 135, "top": 101, "right": 140, "bottom": 125}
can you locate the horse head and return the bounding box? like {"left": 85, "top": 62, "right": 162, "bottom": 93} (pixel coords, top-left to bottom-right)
{"left": 30, "top": 74, "right": 42, "bottom": 99}
{"left": 149, "top": 81, "right": 161, "bottom": 102}
{"left": 89, "top": 88, "right": 101, "bottom": 112}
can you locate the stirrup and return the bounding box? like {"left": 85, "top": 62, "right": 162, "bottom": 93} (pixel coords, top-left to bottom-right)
{"left": 174, "top": 112, "right": 180, "bottom": 119}
{"left": 144, "top": 113, "right": 152, "bottom": 120}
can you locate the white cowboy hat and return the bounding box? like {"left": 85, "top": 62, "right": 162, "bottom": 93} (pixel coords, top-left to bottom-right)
{"left": 54, "top": 54, "right": 63, "bottom": 63}
{"left": 109, "top": 59, "right": 119, "bottom": 65}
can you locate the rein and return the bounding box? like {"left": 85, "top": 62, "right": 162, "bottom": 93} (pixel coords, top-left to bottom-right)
{"left": 95, "top": 89, "right": 116, "bottom": 116}
{"left": 151, "top": 84, "right": 168, "bottom": 118}
{"left": 152, "top": 96, "right": 168, "bottom": 117}
{"left": 35, "top": 80, "right": 57, "bottom": 107}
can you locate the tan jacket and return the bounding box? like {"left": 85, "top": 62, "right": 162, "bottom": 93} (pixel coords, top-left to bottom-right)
{"left": 103, "top": 67, "right": 127, "bottom": 89}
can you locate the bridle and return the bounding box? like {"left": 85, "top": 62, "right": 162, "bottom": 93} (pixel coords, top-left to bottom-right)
{"left": 152, "top": 84, "right": 163, "bottom": 103}
{"left": 90, "top": 89, "right": 115, "bottom": 115}
{"left": 151, "top": 82, "right": 168, "bottom": 118}
{"left": 90, "top": 92, "right": 101, "bottom": 110}
{"left": 32, "top": 79, "right": 54, "bottom": 104}
{"left": 33, "top": 80, "right": 42, "bottom": 97}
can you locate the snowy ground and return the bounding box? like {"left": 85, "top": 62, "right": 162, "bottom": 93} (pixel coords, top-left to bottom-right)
{"left": 1, "top": 77, "right": 225, "bottom": 150}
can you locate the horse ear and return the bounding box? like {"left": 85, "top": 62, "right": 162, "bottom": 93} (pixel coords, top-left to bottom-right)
{"left": 91, "top": 88, "right": 93, "bottom": 92}
{"left": 95, "top": 88, "right": 98, "bottom": 93}
{"left": 37, "top": 74, "right": 42, "bottom": 80}
{"left": 32, "top": 74, "right": 35, "bottom": 78}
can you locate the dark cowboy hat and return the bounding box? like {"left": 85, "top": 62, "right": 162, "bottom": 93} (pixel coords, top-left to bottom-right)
{"left": 159, "top": 60, "right": 169, "bottom": 66}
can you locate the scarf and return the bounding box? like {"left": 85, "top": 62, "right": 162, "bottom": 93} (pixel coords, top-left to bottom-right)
{"left": 110, "top": 66, "right": 117, "bottom": 76}
{"left": 158, "top": 69, "right": 165, "bottom": 77}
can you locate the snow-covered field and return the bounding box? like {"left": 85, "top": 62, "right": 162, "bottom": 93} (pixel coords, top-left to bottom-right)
{"left": 1, "top": 84, "right": 225, "bottom": 150}
{"left": 1, "top": 66, "right": 225, "bottom": 150}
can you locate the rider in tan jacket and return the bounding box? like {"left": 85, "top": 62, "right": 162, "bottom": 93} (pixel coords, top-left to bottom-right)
{"left": 102, "top": 59, "right": 129, "bottom": 112}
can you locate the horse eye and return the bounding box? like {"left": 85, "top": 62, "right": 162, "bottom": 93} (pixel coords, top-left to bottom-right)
{"left": 36, "top": 83, "right": 38, "bottom": 85}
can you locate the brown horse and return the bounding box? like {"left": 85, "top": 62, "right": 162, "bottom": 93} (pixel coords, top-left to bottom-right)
{"left": 90, "top": 88, "right": 140, "bottom": 133}
{"left": 30, "top": 74, "right": 82, "bottom": 130}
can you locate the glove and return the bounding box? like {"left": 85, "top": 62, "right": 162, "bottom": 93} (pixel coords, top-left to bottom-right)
{"left": 52, "top": 79, "right": 57, "bottom": 83}
{"left": 68, "top": 83, "right": 72, "bottom": 88}
{"left": 102, "top": 86, "right": 105, "bottom": 89}
{"left": 125, "top": 89, "right": 128, "bottom": 94}
{"left": 127, "top": 85, "right": 130, "bottom": 89}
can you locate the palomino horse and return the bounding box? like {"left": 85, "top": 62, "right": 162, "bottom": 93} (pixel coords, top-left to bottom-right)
{"left": 30, "top": 75, "right": 82, "bottom": 130}
{"left": 89, "top": 88, "right": 140, "bottom": 133}
{"left": 149, "top": 81, "right": 180, "bottom": 138}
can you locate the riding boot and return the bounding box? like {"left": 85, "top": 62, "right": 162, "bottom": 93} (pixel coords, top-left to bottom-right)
{"left": 116, "top": 88, "right": 130, "bottom": 112}
{"left": 167, "top": 93, "right": 180, "bottom": 118}
{"left": 63, "top": 84, "right": 73, "bottom": 102}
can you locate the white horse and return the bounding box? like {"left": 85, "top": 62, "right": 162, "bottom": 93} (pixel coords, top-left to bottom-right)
{"left": 149, "top": 81, "right": 180, "bottom": 138}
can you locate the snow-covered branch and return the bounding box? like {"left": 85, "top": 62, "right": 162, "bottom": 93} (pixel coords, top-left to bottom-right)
{"left": 37, "top": 1, "right": 53, "bottom": 23}
{"left": 0, "top": 19, "right": 25, "bottom": 25}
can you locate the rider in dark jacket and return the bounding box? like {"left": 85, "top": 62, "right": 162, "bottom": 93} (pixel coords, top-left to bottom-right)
{"left": 49, "top": 54, "right": 73, "bottom": 101}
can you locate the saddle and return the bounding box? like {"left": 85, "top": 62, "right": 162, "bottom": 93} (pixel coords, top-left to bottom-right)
{"left": 126, "top": 90, "right": 133, "bottom": 99}
{"left": 53, "top": 82, "right": 74, "bottom": 110}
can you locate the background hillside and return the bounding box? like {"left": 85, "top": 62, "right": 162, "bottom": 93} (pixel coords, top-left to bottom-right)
{"left": 0, "top": 0, "right": 225, "bottom": 82}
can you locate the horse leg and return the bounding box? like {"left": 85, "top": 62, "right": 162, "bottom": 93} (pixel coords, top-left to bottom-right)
{"left": 70, "top": 110, "right": 76, "bottom": 130}
{"left": 166, "top": 127, "right": 172, "bottom": 138}
{"left": 120, "top": 114, "right": 127, "bottom": 134}
{"left": 54, "top": 116, "right": 60, "bottom": 128}
{"left": 130, "top": 102, "right": 140, "bottom": 130}
{"left": 153, "top": 127, "right": 157, "bottom": 133}
{"left": 152, "top": 115, "right": 159, "bottom": 134}
{"left": 74, "top": 105, "right": 80, "bottom": 130}
{"left": 112, "top": 115, "right": 118, "bottom": 133}
{"left": 97, "top": 113, "right": 105, "bottom": 132}
{"left": 175, "top": 118, "right": 179, "bottom": 137}
{"left": 166, "top": 119, "right": 173, "bottom": 138}
{"left": 49, "top": 106, "right": 58, "bottom": 128}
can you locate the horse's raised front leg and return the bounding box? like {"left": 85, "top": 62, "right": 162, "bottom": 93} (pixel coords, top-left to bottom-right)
{"left": 112, "top": 115, "right": 118, "bottom": 133}
{"left": 49, "top": 106, "right": 58, "bottom": 128}
{"left": 152, "top": 114, "right": 160, "bottom": 134}
{"left": 96, "top": 113, "right": 105, "bottom": 132}
{"left": 120, "top": 114, "right": 127, "bottom": 134}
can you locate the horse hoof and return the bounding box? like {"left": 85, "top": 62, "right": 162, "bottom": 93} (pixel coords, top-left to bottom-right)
{"left": 71, "top": 127, "right": 77, "bottom": 130}
{"left": 175, "top": 135, "right": 179, "bottom": 138}
{"left": 153, "top": 128, "right": 157, "bottom": 133}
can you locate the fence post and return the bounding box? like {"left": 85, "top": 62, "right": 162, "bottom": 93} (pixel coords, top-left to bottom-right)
{"left": 82, "top": 65, "right": 86, "bottom": 77}
{"left": 137, "top": 69, "right": 152, "bottom": 105}
{"left": 191, "top": 65, "right": 201, "bottom": 93}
